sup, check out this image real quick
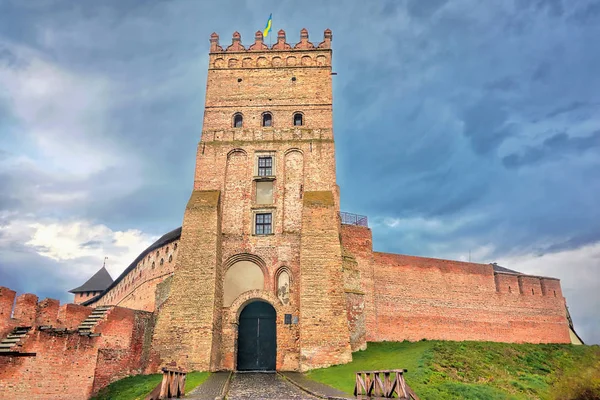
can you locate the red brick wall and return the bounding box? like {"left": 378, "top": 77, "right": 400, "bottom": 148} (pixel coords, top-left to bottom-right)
{"left": 0, "top": 289, "right": 154, "bottom": 400}
{"left": 372, "top": 252, "right": 570, "bottom": 343}
{"left": 0, "top": 287, "right": 16, "bottom": 337}
{"left": 90, "top": 239, "right": 180, "bottom": 312}
{"left": 340, "top": 226, "right": 570, "bottom": 344}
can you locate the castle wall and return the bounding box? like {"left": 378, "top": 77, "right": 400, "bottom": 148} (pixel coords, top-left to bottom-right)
{"left": 90, "top": 239, "right": 180, "bottom": 312}
{"left": 299, "top": 191, "right": 352, "bottom": 370}
{"left": 340, "top": 225, "right": 571, "bottom": 345}
{"left": 0, "top": 289, "right": 154, "bottom": 399}
{"left": 150, "top": 190, "right": 223, "bottom": 372}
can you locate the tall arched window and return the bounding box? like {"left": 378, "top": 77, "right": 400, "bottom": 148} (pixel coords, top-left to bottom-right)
{"left": 233, "top": 113, "right": 243, "bottom": 128}
{"left": 293, "top": 112, "right": 303, "bottom": 126}
{"left": 262, "top": 112, "right": 273, "bottom": 127}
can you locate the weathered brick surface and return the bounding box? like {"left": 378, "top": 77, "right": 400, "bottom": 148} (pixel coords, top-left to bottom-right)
{"left": 0, "top": 28, "right": 574, "bottom": 399}
{"left": 0, "top": 300, "right": 154, "bottom": 399}
{"left": 150, "top": 190, "right": 223, "bottom": 372}
{"left": 91, "top": 239, "right": 180, "bottom": 311}
{"left": 57, "top": 303, "right": 92, "bottom": 330}
{"left": 299, "top": 191, "right": 352, "bottom": 370}
{"left": 13, "top": 293, "right": 38, "bottom": 326}
{"left": 0, "top": 287, "right": 16, "bottom": 337}
{"left": 341, "top": 225, "right": 570, "bottom": 344}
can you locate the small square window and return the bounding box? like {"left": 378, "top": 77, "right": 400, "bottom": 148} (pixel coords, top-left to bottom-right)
{"left": 255, "top": 213, "right": 272, "bottom": 235}
{"left": 258, "top": 156, "right": 273, "bottom": 176}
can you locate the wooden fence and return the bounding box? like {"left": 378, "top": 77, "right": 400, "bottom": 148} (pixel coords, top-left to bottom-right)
{"left": 144, "top": 367, "right": 186, "bottom": 400}
{"left": 354, "top": 369, "right": 419, "bottom": 399}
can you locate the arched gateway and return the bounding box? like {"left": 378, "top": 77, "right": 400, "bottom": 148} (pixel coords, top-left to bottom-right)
{"left": 237, "top": 301, "right": 276, "bottom": 371}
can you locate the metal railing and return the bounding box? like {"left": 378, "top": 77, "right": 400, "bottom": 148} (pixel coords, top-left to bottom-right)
{"left": 340, "top": 212, "right": 368, "bottom": 227}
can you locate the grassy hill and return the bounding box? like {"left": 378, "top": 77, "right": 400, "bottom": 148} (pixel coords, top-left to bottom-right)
{"left": 91, "top": 371, "right": 209, "bottom": 400}
{"left": 306, "top": 341, "right": 600, "bottom": 400}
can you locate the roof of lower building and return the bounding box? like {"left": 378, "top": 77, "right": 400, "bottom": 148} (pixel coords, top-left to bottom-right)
{"left": 69, "top": 266, "right": 114, "bottom": 293}
{"left": 490, "top": 263, "right": 521, "bottom": 274}
{"left": 81, "top": 226, "right": 182, "bottom": 306}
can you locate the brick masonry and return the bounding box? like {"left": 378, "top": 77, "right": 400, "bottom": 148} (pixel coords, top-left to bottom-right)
{"left": 0, "top": 289, "right": 153, "bottom": 399}
{"left": 0, "top": 27, "right": 573, "bottom": 399}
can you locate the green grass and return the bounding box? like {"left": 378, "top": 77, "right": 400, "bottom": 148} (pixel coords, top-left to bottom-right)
{"left": 91, "top": 371, "right": 209, "bottom": 400}
{"left": 305, "top": 341, "right": 600, "bottom": 400}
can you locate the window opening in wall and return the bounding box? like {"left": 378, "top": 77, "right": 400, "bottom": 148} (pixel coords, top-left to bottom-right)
{"left": 160, "top": 258, "right": 164, "bottom": 266}
{"left": 156, "top": 251, "right": 159, "bottom": 257}
{"left": 152, "top": 261, "right": 155, "bottom": 269}
{"left": 532, "top": 288, "right": 534, "bottom": 295}
{"left": 262, "top": 113, "right": 272, "bottom": 127}
{"left": 508, "top": 286, "right": 511, "bottom": 293}
{"left": 233, "top": 113, "right": 243, "bottom": 128}
{"left": 258, "top": 156, "right": 273, "bottom": 176}
{"left": 291, "top": 76, "right": 296, "bottom": 82}
{"left": 174, "top": 243, "right": 178, "bottom": 250}
{"left": 293, "top": 113, "right": 303, "bottom": 126}
{"left": 256, "top": 181, "right": 274, "bottom": 204}
{"left": 554, "top": 290, "right": 556, "bottom": 297}
{"left": 169, "top": 255, "right": 173, "bottom": 263}
{"left": 255, "top": 213, "right": 272, "bottom": 235}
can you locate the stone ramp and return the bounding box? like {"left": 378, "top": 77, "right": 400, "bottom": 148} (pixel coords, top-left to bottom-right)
{"left": 185, "top": 371, "right": 231, "bottom": 400}
{"left": 187, "top": 371, "right": 350, "bottom": 400}
{"left": 226, "top": 372, "right": 317, "bottom": 400}
{"left": 279, "top": 372, "right": 352, "bottom": 400}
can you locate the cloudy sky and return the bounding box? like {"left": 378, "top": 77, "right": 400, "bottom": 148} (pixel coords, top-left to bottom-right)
{"left": 0, "top": 0, "right": 598, "bottom": 344}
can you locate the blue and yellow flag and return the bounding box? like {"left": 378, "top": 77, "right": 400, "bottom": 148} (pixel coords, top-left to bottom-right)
{"left": 263, "top": 13, "right": 272, "bottom": 37}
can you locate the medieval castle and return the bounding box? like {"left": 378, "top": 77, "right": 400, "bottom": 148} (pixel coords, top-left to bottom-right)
{"left": 0, "top": 29, "right": 579, "bottom": 399}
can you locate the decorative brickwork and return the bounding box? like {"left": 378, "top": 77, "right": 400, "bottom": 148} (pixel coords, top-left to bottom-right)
{"left": 0, "top": 27, "right": 574, "bottom": 399}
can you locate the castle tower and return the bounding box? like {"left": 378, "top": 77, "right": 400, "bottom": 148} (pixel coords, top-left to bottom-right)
{"left": 151, "top": 28, "right": 352, "bottom": 372}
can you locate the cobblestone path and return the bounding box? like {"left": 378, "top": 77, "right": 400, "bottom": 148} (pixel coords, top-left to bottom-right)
{"left": 226, "top": 372, "right": 318, "bottom": 399}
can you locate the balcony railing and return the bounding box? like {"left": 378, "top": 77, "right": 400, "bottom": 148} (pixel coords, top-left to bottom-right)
{"left": 340, "top": 212, "right": 368, "bottom": 227}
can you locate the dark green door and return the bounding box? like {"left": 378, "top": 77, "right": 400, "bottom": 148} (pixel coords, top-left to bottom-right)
{"left": 237, "top": 301, "right": 276, "bottom": 371}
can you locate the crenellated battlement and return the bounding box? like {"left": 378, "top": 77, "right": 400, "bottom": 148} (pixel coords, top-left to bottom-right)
{"left": 0, "top": 287, "right": 93, "bottom": 338}
{"left": 208, "top": 28, "right": 333, "bottom": 69}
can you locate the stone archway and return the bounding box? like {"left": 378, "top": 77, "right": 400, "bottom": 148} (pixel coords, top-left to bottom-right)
{"left": 237, "top": 300, "right": 277, "bottom": 371}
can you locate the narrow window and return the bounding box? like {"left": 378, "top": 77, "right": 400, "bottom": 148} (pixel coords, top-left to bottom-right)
{"left": 262, "top": 112, "right": 273, "bottom": 127}
{"left": 169, "top": 255, "right": 173, "bottom": 263}
{"left": 532, "top": 288, "right": 534, "bottom": 295}
{"left": 256, "top": 181, "right": 274, "bottom": 204}
{"left": 508, "top": 286, "right": 511, "bottom": 293}
{"left": 233, "top": 113, "right": 243, "bottom": 128}
{"left": 293, "top": 113, "right": 303, "bottom": 126}
{"left": 174, "top": 243, "right": 178, "bottom": 251}
{"left": 160, "top": 258, "right": 164, "bottom": 266}
{"left": 258, "top": 156, "right": 273, "bottom": 176}
{"left": 553, "top": 290, "right": 556, "bottom": 297}
{"left": 152, "top": 261, "right": 155, "bottom": 269}
{"left": 255, "top": 213, "right": 272, "bottom": 235}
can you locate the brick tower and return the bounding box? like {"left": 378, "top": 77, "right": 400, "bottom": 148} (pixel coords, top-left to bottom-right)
{"left": 151, "top": 28, "right": 352, "bottom": 372}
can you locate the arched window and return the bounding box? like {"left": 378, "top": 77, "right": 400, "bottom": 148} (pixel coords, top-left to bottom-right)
{"left": 262, "top": 112, "right": 273, "bottom": 127}
{"left": 233, "top": 113, "right": 243, "bottom": 128}
{"left": 293, "top": 112, "right": 303, "bottom": 126}
{"left": 160, "top": 258, "right": 164, "bottom": 266}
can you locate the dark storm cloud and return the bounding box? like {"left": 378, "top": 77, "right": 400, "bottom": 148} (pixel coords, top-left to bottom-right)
{"left": 503, "top": 130, "right": 600, "bottom": 169}
{"left": 0, "top": 0, "right": 599, "bottom": 343}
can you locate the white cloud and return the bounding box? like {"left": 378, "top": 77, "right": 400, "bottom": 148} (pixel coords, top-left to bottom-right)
{"left": 1, "top": 217, "right": 156, "bottom": 282}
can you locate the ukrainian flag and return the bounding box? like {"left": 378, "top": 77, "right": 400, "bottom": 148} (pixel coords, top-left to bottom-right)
{"left": 263, "top": 14, "right": 272, "bottom": 37}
